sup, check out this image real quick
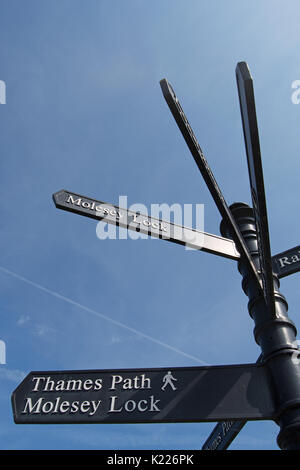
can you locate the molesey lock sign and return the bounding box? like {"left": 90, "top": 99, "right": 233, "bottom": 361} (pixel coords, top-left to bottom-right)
{"left": 12, "top": 62, "right": 300, "bottom": 450}
{"left": 12, "top": 364, "right": 275, "bottom": 424}
{"left": 53, "top": 190, "right": 240, "bottom": 260}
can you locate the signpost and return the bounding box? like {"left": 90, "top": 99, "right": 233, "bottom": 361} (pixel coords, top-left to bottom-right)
{"left": 235, "top": 62, "right": 276, "bottom": 317}
{"left": 12, "top": 363, "right": 275, "bottom": 424}
{"left": 11, "top": 62, "right": 300, "bottom": 450}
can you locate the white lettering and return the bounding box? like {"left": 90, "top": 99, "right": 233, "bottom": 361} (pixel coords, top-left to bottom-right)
{"left": 124, "top": 400, "right": 136, "bottom": 412}
{"left": 137, "top": 399, "right": 148, "bottom": 412}
{"left": 70, "top": 401, "right": 79, "bottom": 413}
{"left": 278, "top": 254, "right": 300, "bottom": 269}
{"left": 32, "top": 376, "right": 103, "bottom": 393}
{"left": 149, "top": 395, "right": 160, "bottom": 412}
{"left": 109, "top": 396, "right": 122, "bottom": 413}
{"left": 65, "top": 379, "right": 83, "bottom": 391}
{"left": 109, "top": 374, "right": 151, "bottom": 390}
{"left": 143, "top": 219, "right": 151, "bottom": 227}
{"left": 94, "top": 378, "right": 103, "bottom": 390}
{"left": 53, "top": 397, "right": 61, "bottom": 413}
{"left": 66, "top": 195, "right": 82, "bottom": 206}
{"left": 89, "top": 400, "right": 101, "bottom": 416}
{"left": 60, "top": 401, "right": 70, "bottom": 413}
{"left": 21, "top": 396, "right": 102, "bottom": 417}
{"left": 108, "top": 395, "right": 160, "bottom": 413}
{"left": 222, "top": 421, "right": 234, "bottom": 436}
{"left": 83, "top": 379, "right": 93, "bottom": 390}
{"left": 55, "top": 380, "right": 65, "bottom": 391}
{"left": 22, "top": 397, "right": 43, "bottom": 414}
{"left": 279, "top": 256, "right": 291, "bottom": 268}
{"left": 42, "top": 401, "right": 54, "bottom": 413}
{"left": 110, "top": 375, "right": 123, "bottom": 390}
{"left": 80, "top": 401, "right": 91, "bottom": 413}
{"left": 31, "top": 377, "right": 45, "bottom": 392}
{"left": 44, "top": 376, "right": 55, "bottom": 391}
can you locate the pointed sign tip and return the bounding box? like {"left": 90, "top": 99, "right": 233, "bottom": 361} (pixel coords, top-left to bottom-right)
{"left": 236, "top": 62, "right": 252, "bottom": 81}
{"left": 52, "top": 190, "right": 67, "bottom": 207}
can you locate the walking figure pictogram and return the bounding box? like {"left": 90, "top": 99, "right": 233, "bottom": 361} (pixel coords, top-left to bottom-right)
{"left": 161, "top": 371, "right": 177, "bottom": 391}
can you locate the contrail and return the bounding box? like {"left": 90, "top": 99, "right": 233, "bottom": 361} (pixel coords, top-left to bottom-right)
{"left": 0, "top": 266, "right": 209, "bottom": 365}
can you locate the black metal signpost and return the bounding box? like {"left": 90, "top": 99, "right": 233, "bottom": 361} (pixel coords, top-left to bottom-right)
{"left": 11, "top": 62, "right": 300, "bottom": 450}
{"left": 201, "top": 65, "right": 300, "bottom": 450}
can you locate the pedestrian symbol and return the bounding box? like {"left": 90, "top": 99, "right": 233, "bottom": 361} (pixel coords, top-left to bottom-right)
{"left": 161, "top": 371, "right": 177, "bottom": 391}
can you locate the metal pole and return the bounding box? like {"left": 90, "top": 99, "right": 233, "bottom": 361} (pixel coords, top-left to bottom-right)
{"left": 220, "top": 202, "right": 300, "bottom": 450}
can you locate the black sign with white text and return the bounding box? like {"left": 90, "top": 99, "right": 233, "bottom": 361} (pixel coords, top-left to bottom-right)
{"left": 202, "top": 419, "right": 247, "bottom": 450}
{"left": 272, "top": 245, "right": 300, "bottom": 279}
{"left": 53, "top": 190, "right": 240, "bottom": 260}
{"left": 12, "top": 364, "right": 275, "bottom": 424}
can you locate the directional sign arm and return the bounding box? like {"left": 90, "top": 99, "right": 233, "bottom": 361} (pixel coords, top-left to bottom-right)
{"left": 12, "top": 363, "right": 275, "bottom": 424}
{"left": 236, "top": 62, "right": 275, "bottom": 317}
{"left": 53, "top": 190, "right": 240, "bottom": 261}
{"left": 272, "top": 245, "right": 300, "bottom": 279}
{"left": 201, "top": 354, "right": 263, "bottom": 450}
{"left": 159, "top": 78, "right": 264, "bottom": 299}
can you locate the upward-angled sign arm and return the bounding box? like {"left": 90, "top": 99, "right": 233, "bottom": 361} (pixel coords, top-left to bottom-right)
{"left": 236, "top": 62, "right": 275, "bottom": 317}
{"left": 159, "top": 78, "right": 264, "bottom": 299}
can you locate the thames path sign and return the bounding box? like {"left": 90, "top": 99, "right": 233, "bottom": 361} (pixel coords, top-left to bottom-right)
{"left": 12, "top": 364, "right": 275, "bottom": 424}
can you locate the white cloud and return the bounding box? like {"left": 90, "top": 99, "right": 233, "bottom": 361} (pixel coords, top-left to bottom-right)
{"left": 17, "top": 314, "right": 30, "bottom": 326}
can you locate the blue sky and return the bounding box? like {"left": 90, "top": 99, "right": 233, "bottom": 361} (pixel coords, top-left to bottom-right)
{"left": 0, "top": 0, "right": 300, "bottom": 450}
